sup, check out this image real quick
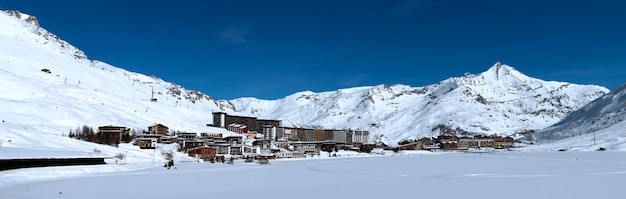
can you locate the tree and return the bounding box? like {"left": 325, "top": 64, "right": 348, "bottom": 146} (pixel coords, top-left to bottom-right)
{"left": 121, "top": 132, "right": 133, "bottom": 143}
{"left": 360, "top": 144, "right": 374, "bottom": 153}
{"left": 79, "top": 125, "right": 96, "bottom": 142}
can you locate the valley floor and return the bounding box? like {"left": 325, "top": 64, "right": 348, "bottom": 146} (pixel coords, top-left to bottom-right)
{"left": 1, "top": 151, "right": 625, "bottom": 199}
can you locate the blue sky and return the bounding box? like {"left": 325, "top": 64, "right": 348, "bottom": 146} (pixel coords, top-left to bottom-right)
{"left": 3, "top": 0, "right": 626, "bottom": 99}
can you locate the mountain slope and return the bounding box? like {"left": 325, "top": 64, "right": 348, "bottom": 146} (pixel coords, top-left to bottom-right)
{"left": 0, "top": 10, "right": 610, "bottom": 153}
{"left": 0, "top": 10, "right": 236, "bottom": 160}
{"left": 527, "top": 83, "right": 626, "bottom": 150}
{"left": 217, "top": 63, "right": 609, "bottom": 144}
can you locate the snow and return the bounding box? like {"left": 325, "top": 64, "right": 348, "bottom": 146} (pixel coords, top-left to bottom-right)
{"left": 0, "top": 9, "right": 614, "bottom": 158}
{"left": 219, "top": 64, "right": 609, "bottom": 144}
{"left": 2, "top": 151, "right": 625, "bottom": 199}
{"left": 524, "top": 119, "right": 626, "bottom": 152}
{"left": 531, "top": 83, "right": 626, "bottom": 140}
{"left": 1, "top": 9, "right": 626, "bottom": 199}
{"left": 0, "top": 10, "right": 234, "bottom": 162}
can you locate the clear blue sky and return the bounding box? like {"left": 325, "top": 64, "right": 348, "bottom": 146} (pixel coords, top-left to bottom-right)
{"left": 3, "top": 0, "right": 626, "bottom": 99}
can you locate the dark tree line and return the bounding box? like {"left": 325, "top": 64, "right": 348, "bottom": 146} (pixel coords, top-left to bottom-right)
{"left": 68, "top": 125, "right": 135, "bottom": 146}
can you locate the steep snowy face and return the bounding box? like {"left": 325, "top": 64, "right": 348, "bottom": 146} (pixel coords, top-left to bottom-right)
{"left": 221, "top": 63, "right": 609, "bottom": 145}
{"left": 0, "top": 11, "right": 225, "bottom": 150}
{"left": 1, "top": 10, "right": 87, "bottom": 61}
{"left": 531, "top": 83, "right": 626, "bottom": 143}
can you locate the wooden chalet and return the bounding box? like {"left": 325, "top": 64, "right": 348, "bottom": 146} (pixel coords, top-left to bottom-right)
{"left": 136, "top": 138, "right": 157, "bottom": 149}
{"left": 181, "top": 140, "right": 205, "bottom": 151}
{"left": 97, "top": 126, "right": 129, "bottom": 146}
{"left": 148, "top": 124, "right": 169, "bottom": 135}
{"left": 138, "top": 134, "right": 162, "bottom": 143}
{"left": 187, "top": 146, "right": 217, "bottom": 161}
{"left": 493, "top": 136, "right": 515, "bottom": 149}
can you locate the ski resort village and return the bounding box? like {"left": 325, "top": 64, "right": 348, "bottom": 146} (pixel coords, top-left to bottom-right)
{"left": 2, "top": 5, "right": 626, "bottom": 199}
{"left": 70, "top": 111, "right": 517, "bottom": 163}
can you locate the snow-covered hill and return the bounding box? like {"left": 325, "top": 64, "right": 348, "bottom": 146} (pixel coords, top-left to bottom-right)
{"left": 218, "top": 63, "right": 609, "bottom": 144}
{"left": 526, "top": 83, "right": 626, "bottom": 150}
{"left": 0, "top": 10, "right": 611, "bottom": 156}
{"left": 0, "top": 10, "right": 234, "bottom": 161}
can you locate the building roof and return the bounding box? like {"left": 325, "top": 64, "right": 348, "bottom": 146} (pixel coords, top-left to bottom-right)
{"left": 98, "top": 125, "right": 127, "bottom": 129}
{"left": 186, "top": 146, "right": 217, "bottom": 152}
{"left": 149, "top": 123, "right": 168, "bottom": 128}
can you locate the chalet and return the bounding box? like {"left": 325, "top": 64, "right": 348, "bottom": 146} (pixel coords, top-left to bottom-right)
{"left": 441, "top": 135, "right": 510, "bottom": 150}
{"left": 421, "top": 138, "right": 440, "bottom": 151}
{"left": 457, "top": 136, "right": 472, "bottom": 150}
{"left": 135, "top": 133, "right": 162, "bottom": 149}
{"left": 148, "top": 124, "right": 169, "bottom": 135}
{"left": 472, "top": 135, "right": 494, "bottom": 148}
{"left": 137, "top": 134, "right": 162, "bottom": 143}
{"left": 176, "top": 132, "right": 198, "bottom": 141}
{"left": 224, "top": 136, "right": 243, "bottom": 145}
{"left": 417, "top": 137, "right": 435, "bottom": 147}
{"left": 136, "top": 138, "right": 157, "bottom": 149}
{"left": 161, "top": 136, "right": 176, "bottom": 144}
{"left": 494, "top": 136, "right": 515, "bottom": 149}
{"left": 437, "top": 134, "right": 458, "bottom": 143}
{"left": 97, "top": 126, "right": 129, "bottom": 146}
{"left": 211, "top": 144, "right": 231, "bottom": 155}
{"left": 187, "top": 146, "right": 217, "bottom": 161}
{"left": 181, "top": 140, "right": 205, "bottom": 151}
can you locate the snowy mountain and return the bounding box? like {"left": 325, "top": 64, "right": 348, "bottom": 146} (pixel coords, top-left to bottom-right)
{"left": 0, "top": 10, "right": 610, "bottom": 155}
{"left": 0, "top": 10, "right": 234, "bottom": 161}
{"left": 217, "top": 63, "right": 609, "bottom": 144}
{"left": 526, "top": 83, "right": 626, "bottom": 150}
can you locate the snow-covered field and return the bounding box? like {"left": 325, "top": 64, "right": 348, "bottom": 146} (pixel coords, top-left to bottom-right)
{"left": 1, "top": 151, "right": 624, "bottom": 199}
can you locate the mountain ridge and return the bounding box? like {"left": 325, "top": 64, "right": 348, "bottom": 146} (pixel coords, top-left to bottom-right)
{"left": 217, "top": 63, "right": 609, "bottom": 144}
{"left": 0, "top": 10, "right": 611, "bottom": 148}
{"left": 529, "top": 82, "right": 626, "bottom": 144}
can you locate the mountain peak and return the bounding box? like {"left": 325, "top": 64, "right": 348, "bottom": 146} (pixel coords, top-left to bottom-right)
{"left": 488, "top": 62, "right": 513, "bottom": 77}
{"left": 479, "top": 62, "right": 529, "bottom": 82}
{"left": 4, "top": 10, "right": 40, "bottom": 27}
